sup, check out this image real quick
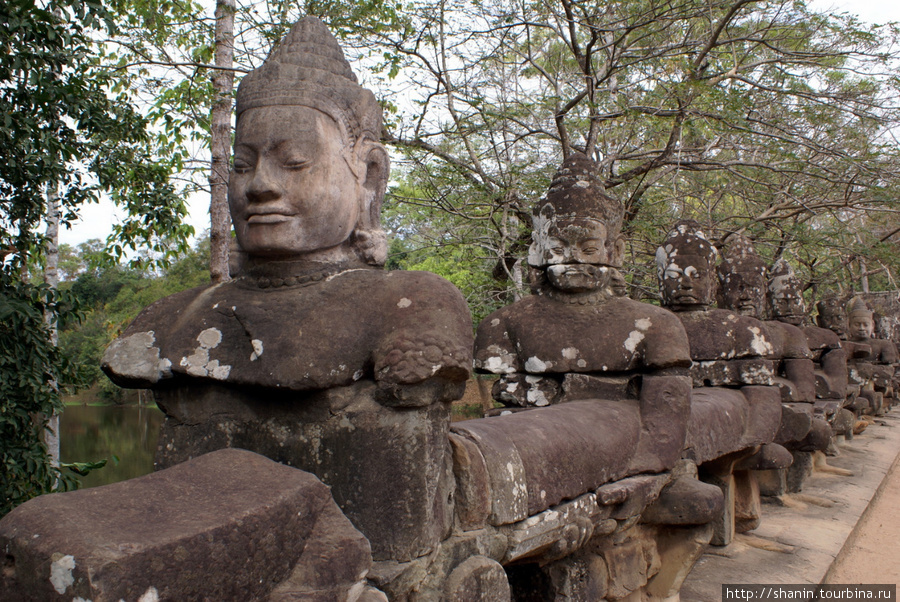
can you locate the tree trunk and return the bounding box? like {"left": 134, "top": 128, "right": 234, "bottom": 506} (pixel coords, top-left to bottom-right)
{"left": 209, "top": 0, "right": 235, "bottom": 282}
{"left": 43, "top": 187, "right": 60, "bottom": 468}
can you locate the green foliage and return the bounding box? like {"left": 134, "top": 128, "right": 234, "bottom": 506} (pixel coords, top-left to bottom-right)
{"left": 0, "top": 0, "right": 193, "bottom": 517}
{"left": 0, "top": 274, "right": 83, "bottom": 516}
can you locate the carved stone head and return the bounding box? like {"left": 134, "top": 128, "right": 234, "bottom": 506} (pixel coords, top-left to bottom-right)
{"left": 817, "top": 296, "right": 848, "bottom": 339}
{"left": 656, "top": 220, "right": 717, "bottom": 311}
{"left": 847, "top": 296, "right": 875, "bottom": 342}
{"left": 528, "top": 153, "right": 625, "bottom": 295}
{"left": 229, "top": 17, "right": 389, "bottom": 266}
{"left": 716, "top": 234, "right": 767, "bottom": 317}
{"left": 767, "top": 259, "right": 806, "bottom": 325}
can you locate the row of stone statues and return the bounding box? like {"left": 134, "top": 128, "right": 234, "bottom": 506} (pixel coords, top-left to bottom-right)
{"left": 2, "top": 16, "right": 897, "bottom": 602}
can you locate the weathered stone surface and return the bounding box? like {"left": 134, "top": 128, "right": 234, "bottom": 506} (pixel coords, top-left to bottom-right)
{"left": 733, "top": 442, "right": 793, "bottom": 471}
{"left": 0, "top": 449, "right": 373, "bottom": 602}
{"left": 704, "top": 472, "right": 736, "bottom": 546}
{"left": 733, "top": 470, "right": 762, "bottom": 533}
{"left": 641, "top": 476, "right": 724, "bottom": 526}
{"left": 501, "top": 493, "right": 608, "bottom": 563}
{"left": 452, "top": 400, "right": 642, "bottom": 522}
{"left": 740, "top": 385, "right": 783, "bottom": 444}
{"left": 444, "top": 556, "right": 511, "bottom": 602}
{"left": 775, "top": 402, "right": 814, "bottom": 446}
{"left": 543, "top": 552, "right": 610, "bottom": 601}
{"left": 153, "top": 382, "right": 453, "bottom": 562}
{"left": 716, "top": 235, "right": 768, "bottom": 317}
{"left": 691, "top": 358, "right": 775, "bottom": 387}
{"left": 644, "top": 524, "right": 713, "bottom": 599}
{"left": 676, "top": 310, "right": 775, "bottom": 361}
{"left": 104, "top": 269, "right": 472, "bottom": 395}
{"left": 594, "top": 536, "right": 655, "bottom": 600}
{"left": 449, "top": 432, "right": 492, "bottom": 531}
{"left": 683, "top": 388, "right": 748, "bottom": 464}
{"left": 786, "top": 451, "right": 815, "bottom": 493}
{"left": 475, "top": 296, "right": 692, "bottom": 376}
{"left": 597, "top": 474, "right": 671, "bottom": 521}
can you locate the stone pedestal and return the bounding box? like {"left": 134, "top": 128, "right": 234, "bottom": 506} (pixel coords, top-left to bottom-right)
{"left": 154, "top": 381, "right": 455, "bottom": 562}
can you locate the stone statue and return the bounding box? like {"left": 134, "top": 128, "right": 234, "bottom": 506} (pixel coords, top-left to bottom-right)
{"left": 102, "top": 17, "right": 473, "bottom": 563}
{"left": 658, "top": 223, "right": 783, "bottom": 540}
{"left": 817, "top": 296, "right": 849, "bottom": 340}
{"left": 847, "top": 296, "right": 899, "bottom": 414}
{"left": 452, "top": 155, "right": 720, "bottom": 600}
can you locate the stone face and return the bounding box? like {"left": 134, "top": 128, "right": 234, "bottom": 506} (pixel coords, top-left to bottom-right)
{"left": 0, "top": 449, "right": 373, "bottom": 602}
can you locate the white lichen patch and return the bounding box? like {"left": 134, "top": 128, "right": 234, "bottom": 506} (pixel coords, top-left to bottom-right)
{"left": 561, "top": 347, "right": 579, "bottom": 360}
{"left": 480, "top": 353, "right": 515, "bottom": 374}
{"left": 353, "top": 370, "right": 364, "bottom": 381}
{"left": 577, "top": 359, "right": 587, "bottom": 368}
{"left": 179, "top": 327, "right": 231, "bottom": 379}
{"left": 101, "top": 331, "right": 172, "bottom": 383}
{"left": 196, "top": 327, "right": 222, "bottom": 349}
{"left": 491, "top": 318, "right": 501, "bottom": 327}
{"left": 624, "top": 331, "right": 645, "bottom": 353}
{"left": 525, "top": 356, "right": 549, "bottom": 372}
{"left": 635, "top": 318, "right": 652, "bottom": 331}
{"left": 49, "top": 554, "right": 75, "bottom": 594}
{"left": 527, "top": 387, "right": 550, "bottom": 406}
{"left": 747, "top": 326, "right": 773, "bottom": 356}
{"left": 250, "top": 339, "right": 264, "bottom": 361}
{"left": 397, "top": 297, "right": 412, "bottom": 308}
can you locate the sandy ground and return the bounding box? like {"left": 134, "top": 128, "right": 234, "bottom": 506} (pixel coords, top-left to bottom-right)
{"left": 824, "top": 447, "right": 900, "bottom": 585}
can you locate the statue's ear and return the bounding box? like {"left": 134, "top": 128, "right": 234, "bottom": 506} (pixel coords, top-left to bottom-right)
{"left": 609, "top": 234, "right": 626, "bottom": 268}
{"left": 360, "top": 141, "right": 390, "bottom": 215}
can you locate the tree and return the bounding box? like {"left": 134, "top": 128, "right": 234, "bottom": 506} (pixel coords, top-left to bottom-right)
{"left": 326, "top": 0, "right": 900, "bottom": 301}
{"left": 1, "top": 0, "right": 192, "bottom": 516}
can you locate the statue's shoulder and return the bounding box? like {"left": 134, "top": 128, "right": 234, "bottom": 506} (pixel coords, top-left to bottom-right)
{"left": 606, "top": 298, "right": 692, "bottom": 368}
{"left": 764, "top": 320, "right": 810, "bottom": 358}
{"left": 122, "top": 282, "right": 221, "bottom": 335}
{"left": 801, "top": 324, "right": 841, "bottom": 350}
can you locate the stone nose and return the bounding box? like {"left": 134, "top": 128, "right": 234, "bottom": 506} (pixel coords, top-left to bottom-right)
{"left": 246, "top": 162, "right": 283, "bottom": 204}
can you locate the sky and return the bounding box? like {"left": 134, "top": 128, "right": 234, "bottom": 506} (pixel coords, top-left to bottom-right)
{"left": 58, "top": 0, "right": 900, "bottom": 248}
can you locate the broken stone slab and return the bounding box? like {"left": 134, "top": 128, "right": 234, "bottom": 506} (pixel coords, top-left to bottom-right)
{"left": 153, "top": 381, "right": 454, "bottom": 563}
{"left": 0, "top": 448, "right": 377, "bottom": 602}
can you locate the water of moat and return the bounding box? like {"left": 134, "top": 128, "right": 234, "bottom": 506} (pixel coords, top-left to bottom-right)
{"left": 60, "top": 400, "right": 163, "bottom": 489}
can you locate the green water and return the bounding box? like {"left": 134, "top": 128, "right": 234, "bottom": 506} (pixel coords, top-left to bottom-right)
{"left": 60, "top": 403, "right": 164, "bottom": 489}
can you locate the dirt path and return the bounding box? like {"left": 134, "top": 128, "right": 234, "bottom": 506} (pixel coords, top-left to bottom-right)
{"left": 824, "top": 443, "right": 900, "bottom": 585}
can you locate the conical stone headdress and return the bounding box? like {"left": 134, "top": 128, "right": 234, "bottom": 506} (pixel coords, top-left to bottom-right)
{"left": 235, "top": 16, "right": 382, "bottom": 141}
{"left": 767, "top": 258, "right": 801, "bottom": 296}
{"left": 655, "top": 219, "right": 717, "bottom": 279}
{"left": 528, "top": 153, "right": 622, "bottom": 268}
{"left": 848, "top": 296, "right": 873, "bottom": 320}
{"left": 717, "top": 234, "right": 766, "bottom": 283}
